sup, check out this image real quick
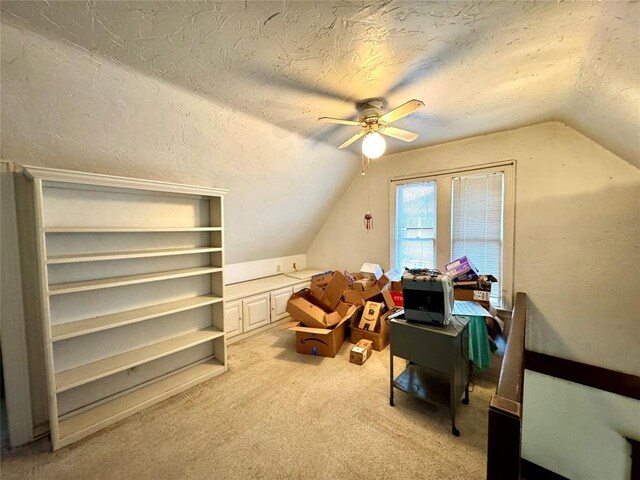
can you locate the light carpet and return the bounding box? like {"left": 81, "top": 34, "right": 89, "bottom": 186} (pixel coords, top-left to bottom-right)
{"left": 1, "top": 323, "right": 499, "bottom": 479}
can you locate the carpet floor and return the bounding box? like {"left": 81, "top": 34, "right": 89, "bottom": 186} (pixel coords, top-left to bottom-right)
{"left": 1, "top": 323, "right": 499, "bottom": 479}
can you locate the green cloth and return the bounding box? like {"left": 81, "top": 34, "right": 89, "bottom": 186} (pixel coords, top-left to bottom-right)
{"left": 466, "top": 315, "right": 492, "bottom": 370}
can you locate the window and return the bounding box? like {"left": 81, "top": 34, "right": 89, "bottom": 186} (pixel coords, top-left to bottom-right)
{"left": 391, "top": 164, "right": 514, "bottom": 308}
{"left": 394, "top": 181, "right": 437, "bottom": 269}
{"left": 451, "top": 172, "right": 504, "bottom": 304}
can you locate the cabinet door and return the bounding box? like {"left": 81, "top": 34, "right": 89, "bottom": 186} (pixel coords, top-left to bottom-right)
{"left": 292, "top": 281, "right": 310, "bottom": 293}
{"left": 224, "top": 300, "right": 243, "bottom": 339}
{"left": 242, "top": 293, "right": 270, "bottom": 332}
{"left": 270, "top": 286, "right": 293, "bottom": 323}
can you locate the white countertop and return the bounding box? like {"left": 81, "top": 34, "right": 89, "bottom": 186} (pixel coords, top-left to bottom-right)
{"left": 224, "top": 269, "right": 324, "bottom": 301}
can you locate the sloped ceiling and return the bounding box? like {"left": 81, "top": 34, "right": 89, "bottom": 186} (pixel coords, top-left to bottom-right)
{"left": 2, "top": 0, "right": 639, "bottom": 167}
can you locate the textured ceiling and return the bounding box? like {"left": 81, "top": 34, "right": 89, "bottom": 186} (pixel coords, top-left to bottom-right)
{"left": 2, "top": 0, "right": 638, "bottom": 166}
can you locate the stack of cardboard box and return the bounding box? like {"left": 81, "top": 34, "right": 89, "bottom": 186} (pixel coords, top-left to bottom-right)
{"left": 342, "top": 263, "right": 401, "bottom": 351}
{"left": 286, "top": 264, "right": 403, "bottom": 357}
{"left": 286, "top": 271, "right": 357, "bottom": 357}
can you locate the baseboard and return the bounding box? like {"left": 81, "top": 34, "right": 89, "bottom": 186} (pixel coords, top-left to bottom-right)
{"left": 521, "top": 459, "right": 569, "bottom": 480}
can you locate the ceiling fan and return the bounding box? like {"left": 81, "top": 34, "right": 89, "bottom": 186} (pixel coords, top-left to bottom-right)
{"left": 318, "top": 99, "right": 425, "bottom": 158}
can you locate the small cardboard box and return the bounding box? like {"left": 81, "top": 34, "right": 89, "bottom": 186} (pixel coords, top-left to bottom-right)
{"left": 286, "top": 290, "right": 347, "bottom": 329}
{"left": 309, "top": 270, "right": 350, "bottom": 311}
{"left": 445, "top": 256, "right": 479, "bottom": 281}
{"left": 349, "top": 339, "right": 373, "bottom": 365}
{"left": 360, "top": 263, "right": 383, "bottom": 280}
{"left": 289, "top": 306, "right": 357, "bottom": 357}
{"left": 350, "top": 309, "right": 392, "bottom": 351}
{"left": 359, "top": 301, "right": 383, "bottom": 331}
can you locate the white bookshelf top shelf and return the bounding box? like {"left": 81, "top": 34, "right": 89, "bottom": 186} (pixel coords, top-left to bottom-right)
{"left": 47, "top": 247, "right": 222, "bottom": 264}
{"left": 44, "top": 227, "right": 222, "bottom": 233}
{"left": 48, "top": 266, "right": 223, "bottom": 295}
{"left": 51, "top": 294, "right": 223, "bottom": 342}
{"left": 57, "top": 358, "right": 225, "bottom": 448}
{"left": 55, "top": 328, "right": 224, "bottom": 393}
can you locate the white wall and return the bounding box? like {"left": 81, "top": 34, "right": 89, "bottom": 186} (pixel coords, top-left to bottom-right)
{"left": 523, "top": 371, "right": 639, "bottom": 479}
{"left": 308, "top": 121, "right": 640, "bottom": 373}
{"left": 0, "top": 23, "right": 360, "bottom": 265}
{"left": 307, "top": 122, "right": 640, "bottom": 475}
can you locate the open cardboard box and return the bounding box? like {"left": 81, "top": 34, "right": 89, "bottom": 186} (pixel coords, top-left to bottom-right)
{"left": 309, "top": 271, "right": 350, "bottom": 311}
{"left": 310, "top": 270, "right": 334, "bottom": 289}
{"left": 286, "top": 290, "right": 351, "bottom": 329}
{"left": 349, "top": 291, "right": 397, "bottom": 351}
{"left": 350, "top": 308, "right": 393, "bottom": 351}
{"left": 343, "top": 272, "right": 390, "bottom": 305}
{"left": 453, "top": 274, "right": 498, "bottom": 309}
{"left": 288, "top": 304, "right": 357, "bottom": 357}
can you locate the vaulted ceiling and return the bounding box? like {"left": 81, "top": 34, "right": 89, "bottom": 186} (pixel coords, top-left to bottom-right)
{"left": 2, "top": 0, "right": 639, "bottom": 167}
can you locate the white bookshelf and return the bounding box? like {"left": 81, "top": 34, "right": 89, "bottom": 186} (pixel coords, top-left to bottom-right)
{"left": 47, "top": 246, "right": 223, "bottom": 264}
{"left": 48, "top": 266, "right": 224, "bottom": 295}
{"left": 21, "top": 165, "right": 228, "bottom": 450}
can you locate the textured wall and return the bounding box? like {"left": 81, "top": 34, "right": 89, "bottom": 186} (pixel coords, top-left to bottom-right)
{"left": 307, "top": 122, "right": 640, "bottom": 375}
{"left": 2, "top": 1, "right": 638, "bottom": 167}
{"left": 0, "top": 23, "right": 360, "bottom": 264}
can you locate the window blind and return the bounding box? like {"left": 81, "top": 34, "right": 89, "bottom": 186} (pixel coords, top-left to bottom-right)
{"left": 394, "top": 181, "right": 437, "bottom": 270}
{"left": 451, "top": 172, "right": 504, "bottom": 304}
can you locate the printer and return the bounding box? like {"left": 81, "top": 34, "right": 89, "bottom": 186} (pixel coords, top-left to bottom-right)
{"left": 402, "top": 268, "right": 454, "bottom": 326}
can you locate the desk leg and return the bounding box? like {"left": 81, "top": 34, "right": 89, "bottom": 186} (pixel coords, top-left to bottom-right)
{"left": 389, "top": 352, "right": 395, "bottom": 407}
{"left": 450, "top": 372, "right": 460, "bottom": 437}
{"left": 462, "top": 383, "right": 470, "bottom": 405}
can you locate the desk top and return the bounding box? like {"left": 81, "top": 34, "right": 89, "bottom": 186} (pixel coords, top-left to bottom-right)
{"left": 391, "top": 316, "right": 470, "bottom": 337}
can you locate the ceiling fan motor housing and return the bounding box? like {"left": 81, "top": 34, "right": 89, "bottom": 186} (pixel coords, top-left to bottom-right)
{"left": 358, "top": 99, "right": 384, "bottom": 126}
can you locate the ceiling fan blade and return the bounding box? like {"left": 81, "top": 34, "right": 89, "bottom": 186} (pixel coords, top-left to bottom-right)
{"left": 318, "top": 117, "right": 362, "bottom": 126}
{"left": 379, "top": 100, "right": 425, "bottom": 124}
{"left": 338, "top": 130, "right": 365, "bottom": 149}
{"left": 381, "top": 126, "right": 419, "bottom": 142}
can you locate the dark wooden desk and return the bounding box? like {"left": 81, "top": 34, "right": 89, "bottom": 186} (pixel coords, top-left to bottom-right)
{"left": 390, "top": 316, "right": 470, "bottom": 436}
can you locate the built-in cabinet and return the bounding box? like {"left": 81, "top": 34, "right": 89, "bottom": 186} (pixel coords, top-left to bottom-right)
{"left": 224, "top": 274, "right": 317, "bottom": 344}
{"left": 18, "top": 165, "right": 228, "bottom": 450}
{"left": 242, "top": 293, "right": 270, "bottom": 332}
{"left": 270, "top": 287, "right": 293, "bottom": 322}
{"left": 223, "top": 301, "right": 243, "bottom": 338}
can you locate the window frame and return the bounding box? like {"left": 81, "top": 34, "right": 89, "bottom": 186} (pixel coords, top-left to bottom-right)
{"left": 390, "top": 161, "right": 515, "bottom": 309}
{"left": 392, "top": 178, "right": 438, "bottom": 271}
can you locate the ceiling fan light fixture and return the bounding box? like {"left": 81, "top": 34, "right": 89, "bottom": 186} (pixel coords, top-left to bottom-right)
{"left": 362, "top": 132, "right": 386, "bottom": 159}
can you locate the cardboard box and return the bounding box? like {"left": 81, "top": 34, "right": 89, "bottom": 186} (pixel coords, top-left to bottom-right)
{"left": 350, "top": 309, "right": 392, "bottom": 351}
{"left": 359, "top": 301, "right": 383, "bottom": 331}
{"left": 309, "top": 270, "right": 350, "bottom": 311}
{"left": 445, "top": 256, "right": 479, "bottom": 281}
{"left": 286, "top": 290, "right": 349, "bottom": 329}
{"left": 343, "top": 288, "right": 366, "bottom": 306}
{"left": 360, "top": 262, "right": 383, "bottom": 280}
{"left": 389, "top": 291, "right": 404, "bottom": 307}
{"left": 310, "top": 271, "right": 334, "bottom": 289}
{"left": 349, "top": 339, "right": 373, "bottom": 365}
{"left": 453, "top": 274, "right": 497, "bottom": 309}
{"left": 343, "top": 272, "right": 390, "bottom": 305}
{"left": 289, "top": 311, "right": 355, "bottom": 357}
